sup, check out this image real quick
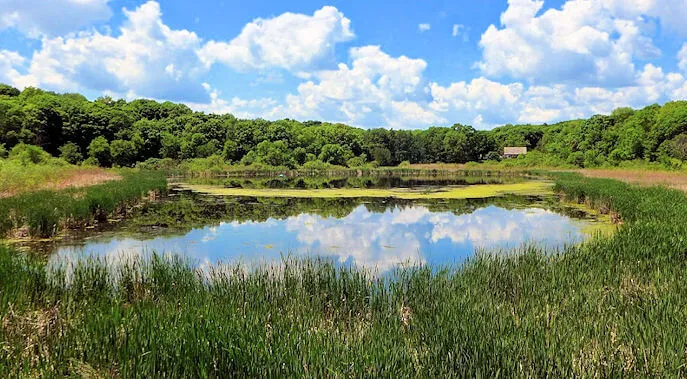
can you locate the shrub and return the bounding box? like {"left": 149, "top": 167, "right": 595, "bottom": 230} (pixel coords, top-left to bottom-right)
{"left": 301, "top": 159, "right": 335, "bottom": 170}
{"left": 319, "top": 144, "right": 353, "bottom": 166}
{"left": 347, "top": 155, "right": 367, "bottom": 168}
{"left": 82, "top": 157, "right": 100, "bottom": 167}
{"left": 110, "top": 139, "right": 138, "bottom": 167}
{"left": 88, "top": 137, "right": 111, "bottom": 167}
{"left": 59, "top": 142, "right": 83, "bottom": 164}
{"left": 136, "top": 158, "right": 178, "bottom": 171}
{"left": 483, "top": 151, "right": 501, "bottom": 162}
{"left": 9, "top": 144, "right": 51, "bottom": 165}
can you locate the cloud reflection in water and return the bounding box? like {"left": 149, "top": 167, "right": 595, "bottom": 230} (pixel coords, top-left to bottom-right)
{"left": 51, "top": 205, "right": 590, "bottom": 273}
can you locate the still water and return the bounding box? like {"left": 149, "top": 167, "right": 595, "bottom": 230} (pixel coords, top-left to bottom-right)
{"left": 46, "top": 189, "right": 610, "bottom": 272}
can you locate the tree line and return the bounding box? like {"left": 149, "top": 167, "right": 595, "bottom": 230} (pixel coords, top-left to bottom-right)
{"left": 1, "top": 83, "right": 686, "bottom": 168}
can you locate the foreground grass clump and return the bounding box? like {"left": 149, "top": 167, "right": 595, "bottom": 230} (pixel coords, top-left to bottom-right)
{"left": 2, "top": 173, "right": 687, "bottom": 376}
{"left": 0, "top": 170, "right": 167, "bottom": 238}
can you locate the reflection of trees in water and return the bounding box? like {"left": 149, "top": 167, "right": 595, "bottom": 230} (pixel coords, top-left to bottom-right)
{"left": 130, "top": 192, "right": 557, "bottom": 235}
{"left": 31, "top": 191, "right": 599, "bottom": 255}
{"left": 184, "top": 174, "right": 519, "bottom": 190}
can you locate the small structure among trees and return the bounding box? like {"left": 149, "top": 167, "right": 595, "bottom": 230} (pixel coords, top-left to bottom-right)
{"left": 503, "top": 147, "right": 527, "bottom": 159}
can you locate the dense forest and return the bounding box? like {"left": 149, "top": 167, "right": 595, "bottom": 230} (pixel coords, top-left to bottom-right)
{"left": 1, "top": 83, "right": 686, "bottom": 169}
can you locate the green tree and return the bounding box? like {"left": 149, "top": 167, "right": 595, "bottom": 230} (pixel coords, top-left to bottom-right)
{"left": 0, "top": 84, "right": 20, "bottom": 97}
{"left": 347, "top": 154, "right": 367, "bottom": 168}
{"left": 111, "top": 139, "right": 138, "bottom": 167}
{"left": 88, "top": 136, "right": 111, "bottom": 167}
{"left": 58, "top": 142, "right": 83, "bottom": 164}
{"left": 254, "top": 140, "right": 295, "bottom": 168}
{"left": 223, "top": 139, "right": 240, "bottom": 162}
{"left": 160, "top": 132, "right": 181, "bottom": 159}
{"left": 370, "top": 145, "right": 392, "bottom": 166}
{"left": 293, "top": 147, "right": 308, "bottom": 165}
{"left": 318, "top": 144, "right": 353, "bottom": 166}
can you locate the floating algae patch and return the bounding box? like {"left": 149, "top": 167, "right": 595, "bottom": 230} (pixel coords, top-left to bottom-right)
{"left": 577, "top": 219, "right": 618, "bottom": 238}
{"left": 562, "top": 201, "right": 619, "bottom": 238}
{"left": 174, "top": 181, "right": 554, "bottom": 200}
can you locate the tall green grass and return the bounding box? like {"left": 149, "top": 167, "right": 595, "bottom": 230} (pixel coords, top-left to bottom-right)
{"left": 0, "top": 170, "right": 167, "bottom": 237}
{"left": 2, "top": 173, "right": 687, "bottom": 376}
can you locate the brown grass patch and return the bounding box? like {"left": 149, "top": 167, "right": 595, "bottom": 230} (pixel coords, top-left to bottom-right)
{"left": 0, "top": 168, "right": 121, "bottom": 198}
{"left": 578, "top": 169, "right": 687, "bottom": 192}
{"left": 42, "top": 168, "right": 122, "bottom": 192}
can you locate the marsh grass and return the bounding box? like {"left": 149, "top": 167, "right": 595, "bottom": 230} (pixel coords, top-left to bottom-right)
{"left": 0, "top": 170, "right": 167, "bottom": 238}
{"left": 2, "top": 173, "right": 687, "bottom": 376}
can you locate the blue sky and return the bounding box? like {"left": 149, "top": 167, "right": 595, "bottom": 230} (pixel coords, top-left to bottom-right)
{"left": 1, "top": 0, "right": 686, "bottom": 129}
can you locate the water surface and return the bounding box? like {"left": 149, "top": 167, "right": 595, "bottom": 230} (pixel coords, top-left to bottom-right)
{"left": 47, "top": 191, "right": 610, "bottom": 273}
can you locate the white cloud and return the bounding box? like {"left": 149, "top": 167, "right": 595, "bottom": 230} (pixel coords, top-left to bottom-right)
{"left": 198, "top": 6, "right": 354, "bottom": 72}
{"left": 429, "top": 78, "right": 525, "bottom": 126}
{"left": 418, "top": 23, "right": 431, "bottom": 32}
{"left": 16, "top": 1, "right": 209, "bottom": 102}
{"left": 452, "top": 24, "right": 468, "bottom": 41}
{"left": 679, "top": 44, "right": 687, "bottom": 73}
{"left": 477, "top": 0, "right": 668, "bottom": 87}
{"left": 426, "top": 62, "right": 687, "bottom": 128}
{"left": 0, "top": 0, "right": 112, "bottom": 38}
{"left": 189, "top": 83, "right": 280, "bottom": 119}
{"left": 0, "top": 50, "right": 27, "bottom": 87}
{"left": 280, "top": 45, "right": 442, "bottom": 128}
{"left": 602, "top": 0, "right": 687, "bottom": 36}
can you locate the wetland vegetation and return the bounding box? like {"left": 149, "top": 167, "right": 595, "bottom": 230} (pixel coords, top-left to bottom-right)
{"left": 2, "top": 84, "right": 687, "bottom": 376}
{"left": 2, "top": 172, "right": 687, "bottom": 376}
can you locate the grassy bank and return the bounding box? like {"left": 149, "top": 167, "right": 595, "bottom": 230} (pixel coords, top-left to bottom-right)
{"left": 0, "top": 170, "right": 167, "bottom": 238}
{"left": 0, "top": 158, "right": 120, "bottom": 198}
{"left": 1, "top": 173, "right": 687, "bottom": 375}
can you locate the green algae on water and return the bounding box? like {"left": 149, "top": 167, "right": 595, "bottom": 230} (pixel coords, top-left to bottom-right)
{"left": 174, "top": 181, "right": 554, "bottom": 200}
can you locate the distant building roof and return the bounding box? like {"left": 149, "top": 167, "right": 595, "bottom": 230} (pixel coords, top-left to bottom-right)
{"left": 503, "top": 147, "right": 527, "bottom": 155}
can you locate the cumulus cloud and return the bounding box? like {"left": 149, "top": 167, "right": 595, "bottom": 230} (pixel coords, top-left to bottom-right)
{"left": 418, "top": 23, "right": 431, "bottom": 32}
{"left": 601, "top": 0, "right": 687, "bottom": 36}
{"left": 424, "top": 60, "right": 687, "bottom": 128}
{"left": 16, "top": 1, "right": 209, "bottom": 102}
{"left": 429, "top": 78, "right": 525, "bottom": 126}
{"left": 0, "top": 0, "right": 112, "bottom": 37}
{"left": 280, "top": 45, "right": 444, "bottom": 128}
{"left": 189, "top": 83, "right": 280, "bottom": 119}
{"left": 0, "top": 50, "right": 26, "bottom": 87}
{"left": 477, "top": 0, "right": 666, "bottom": 86}
{"left": 198, "top": 6, "right": 354, "bottom": 72}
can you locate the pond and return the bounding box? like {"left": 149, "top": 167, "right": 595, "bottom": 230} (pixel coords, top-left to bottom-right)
{"left": 37, "top": 175, "right": 614, "bottom": 273}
